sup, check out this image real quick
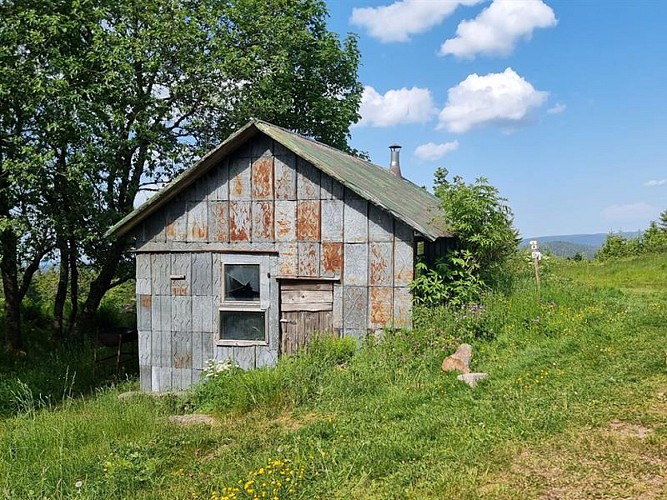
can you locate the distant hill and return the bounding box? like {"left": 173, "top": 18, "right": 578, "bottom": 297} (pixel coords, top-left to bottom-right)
{"left": 520, "top": 232, "right": 641, "bottom": 259}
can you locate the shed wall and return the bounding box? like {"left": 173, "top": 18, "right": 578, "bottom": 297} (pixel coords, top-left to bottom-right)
{"left": 135, "top": 132, "right": 414, "bottom": 391}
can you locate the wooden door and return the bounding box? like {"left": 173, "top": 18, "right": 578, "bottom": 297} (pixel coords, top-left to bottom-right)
{"left": 280, "top": 280, "right": 334, "bottom": 356}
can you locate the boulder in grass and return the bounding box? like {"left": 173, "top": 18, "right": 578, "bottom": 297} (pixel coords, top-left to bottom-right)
{"left": 457, "top": 372, "right": 488, "bottom": 388}
{"left": 441, "top": 343, "right": 473, "bottom": 373}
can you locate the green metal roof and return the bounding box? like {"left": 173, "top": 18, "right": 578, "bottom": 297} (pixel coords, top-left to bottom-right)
{"left": 106, "top": 119, "right": 451, "bottom": 241}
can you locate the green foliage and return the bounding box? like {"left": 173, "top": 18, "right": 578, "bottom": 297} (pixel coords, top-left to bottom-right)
{"left": 3, "top": 254, "right": 667, "bottom": 498}
{"left": 411, "top": 169, "right": 518, "bottom": 307}
{"left": 411, "top": 250, "right": 485, "bottom": 308}
{"left": 596, "top": 214, "right": 667, "bottom": 260}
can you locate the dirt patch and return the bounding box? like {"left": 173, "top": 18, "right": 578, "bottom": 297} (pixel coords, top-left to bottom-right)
{"left": 269, "top": 410, "right": 321, "bottom": 432}
{"left": 482, "top": 421, "right": 667, "bottom": 499}
{"left": 169, "top": 414, "right": 217, "bottom": 426}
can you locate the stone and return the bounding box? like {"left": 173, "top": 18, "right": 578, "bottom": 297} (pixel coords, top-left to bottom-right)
{"left": 457, "top": 372, "right": 488, "bottom": 388}
{"left": 168, "top": 414, "right": 217, "bottom": 426}
{"left": 441, "top": 343, "right": 473, "bottom": 373}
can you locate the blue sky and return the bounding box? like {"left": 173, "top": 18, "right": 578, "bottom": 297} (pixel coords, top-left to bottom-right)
{"left": 324, "top": 0, "right": 667, "bottom": 238}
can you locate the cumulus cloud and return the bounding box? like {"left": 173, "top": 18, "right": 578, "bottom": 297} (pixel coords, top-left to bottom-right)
{"left": 440, "top": 0, "right": 557, "bottom": 58}
{"left": 547, "top": 102, "right": 566, "bottom": 115}
{"left": 356, "top": 85, "right": 436, "bottom": 127}
{"left": 437, "top": 68, "right": 548, "bottom": 133}
{"left": 645, "top": 179, "right": 667, "bottom": 187}
{"left": 601, "top": 202, "right": 656, "bottom": 223}
{"left": 414, "top": 141, "right": 460, "bottom": 161}
{"left": 350, "top": 0, "right": 483, "bottom": 43}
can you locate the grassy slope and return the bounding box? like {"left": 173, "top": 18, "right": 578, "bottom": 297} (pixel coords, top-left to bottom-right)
{"left": 1, "top": 255, "right": 666, "bottom": 499}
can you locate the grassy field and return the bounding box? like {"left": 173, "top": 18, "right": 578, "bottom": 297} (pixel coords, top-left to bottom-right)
{"left": 1, "top": 254, "right": 666, "bottom": 499}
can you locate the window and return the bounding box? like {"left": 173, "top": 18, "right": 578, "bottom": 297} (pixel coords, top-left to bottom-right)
{"left": 218, "top": 259, "right": 268, "bottom": 345}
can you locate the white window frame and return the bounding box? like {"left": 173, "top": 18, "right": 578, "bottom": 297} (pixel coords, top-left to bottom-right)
{"left": 217, "top": 255, "right": 270, "bottom": 347}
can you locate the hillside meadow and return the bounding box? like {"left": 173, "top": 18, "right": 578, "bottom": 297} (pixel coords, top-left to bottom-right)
{"left": 1, "top": 254, "right": 666, "bottom": 499}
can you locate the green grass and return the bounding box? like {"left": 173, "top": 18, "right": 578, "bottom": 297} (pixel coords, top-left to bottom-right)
{"left": 1, "top": 254, "right": 667, "bottom": 499}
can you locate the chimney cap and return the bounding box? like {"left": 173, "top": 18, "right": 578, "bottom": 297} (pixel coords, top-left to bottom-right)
{"left": 389, "top": 144, "right": 402, "bottom": 150}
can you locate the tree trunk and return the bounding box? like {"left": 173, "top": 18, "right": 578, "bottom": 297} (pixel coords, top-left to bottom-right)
{"left": 75, "top": 239, "right": 127, "bottom": 335}
{"left": 52, "top": 237, "right": 69, "bottom": 339}
{"left": 1, "top": 229, "right": 23, "bottom": 352}
{"left": 67, "top": 237, "right": 79, "bottom": 336}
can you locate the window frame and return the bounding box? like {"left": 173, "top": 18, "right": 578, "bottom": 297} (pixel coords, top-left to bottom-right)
{"left": 217, "top": 255, "right": 270, "bottom": 347}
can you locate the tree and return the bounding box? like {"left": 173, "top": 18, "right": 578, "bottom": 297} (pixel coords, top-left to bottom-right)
{"left": 1, "top": 0, "right": 363, "bottom": 344}
{"left": 659, "top": 209, "right": 667, "bottom": 232}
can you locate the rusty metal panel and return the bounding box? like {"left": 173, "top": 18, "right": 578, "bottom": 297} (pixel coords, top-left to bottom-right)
{"left": 151, "top": 254, "right": 171, "bottom": 296}
{"left": 321, "top": 242, "right": 343, "bottom": 277}
{"left": 212, "top": 253, "right": 222, "bottom": 295}
{"left": 210, "top": 158, "right": 229, "bottom": 201}
{"left": 393, "top": 286, "right": 412, "bottom": 328}
{"left": 186, "top": 199, "right": 208, "bottom": 242}
{"left": 153, "top": 296, "right": 171, "bottom": 335}
{"left": 321, "top": 199, "right": 343, "bottom": 242}
{"left": 252, "top": 201, "right": 274, "bottom": 241}
{"left": 394, "top": 221, "right": 414, "bottom": 286}
{"left": 369, "top": 204, "right": 394, "bottom": 242}
{"left": 298, "top": 242, "right": 320, "bottom": 276}
{"left": 165, "top": 201, "right": 187, "bottom": 241}
{"left": 136, "top": 253, "right": 151, "bottom": 295}
{"left": 274, "top": 154, "right": 297, "bottom": 200}
{"left": 297, "top": 158, "right": 320, "bottom": 200}
{"left": 343, "top": 189, "right": 368, "bottom": 243}
{"left": 251, "top": 156, "right": 274, "bottom": 200}
{"left": 343, "top": 243, "right": 368, "bottom": 286}
{"left": 229, "top": 201, "right": 251, "bottom": 241}
{"left": 228, "top": 155, "right": 251, "bottom": 200}
{"left": 370, "top": 242, "right": 393, "bottom": 286}
{"left": 251, "top": 133, "right": 273, "bottom": 158}
{"left": 342, "top": 285, "right": 367, "bottom": 331}
{"left": 274, "top": 200, "right": 296, "bottom": 242}
{"left": 191, "top": 295, "right": 213, "bottom": 333}
{"left": 208, "top": 200, "right": 229, "bottom": 242}
{"left": 191, "top": 253, "right": 212, "bottom": 296}
{"left": 333, "top": 283, "right": 343, "bottom": 330}
{"left": 172, "top": 296, "right": 192, "bottom": 334}
{"left": 369, "top": 287, "right": 393, "bottom": 329}
{"left": 138, "top": 294, "right": 152, "bottom": 331}
{"left": 276, "top": 242, "right": 298, "bottom": 276}
{"left": 171, "top": 254, "right": 191, "bottom": 296}
{"left": 297, "top": 200, "right": 320, "bottom": 241}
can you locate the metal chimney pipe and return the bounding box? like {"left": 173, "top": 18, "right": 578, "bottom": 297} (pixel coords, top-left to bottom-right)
{"left": 389, "top": 144, "right": 402, "bottom": 178}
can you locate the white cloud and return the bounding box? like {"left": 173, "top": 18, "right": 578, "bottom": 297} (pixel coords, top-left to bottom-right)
{"left": 645, "top": 179, "right": 667, "bottom": 187}
{"left": 356, "top": 85, "right": 436, "bottom": 127}
{"left": 350, "top": 0, "right": 483, "bottom": 43}
{"left": 440, "top": 0, "right": 557, "bottom": 59}
{"left": 437, "top": 68, "right": 548, "bottom": 133}
{"left": 547, "top": 102, "right": 566, "bottom": 115}
{"left": 601, "top": 202, "right": 656, "bottom": 223}
{"left": 414, "top": 141, "right": 460, "bottom": 161}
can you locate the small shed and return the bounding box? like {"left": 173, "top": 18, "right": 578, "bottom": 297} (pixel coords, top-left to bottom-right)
{"left": 106, "top": 119, "right": 452, "bottom": 392}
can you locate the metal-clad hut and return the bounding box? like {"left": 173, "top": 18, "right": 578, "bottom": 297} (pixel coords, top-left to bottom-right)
{"left": 106, "top": 119, "right": 452, "bottom": 392}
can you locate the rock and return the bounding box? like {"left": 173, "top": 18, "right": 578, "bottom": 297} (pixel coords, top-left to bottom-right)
{"left": 168, "top": 414, "right": 216, "bottom": 426}
{"left": 441, "top": 343, "right": 473, "bottom": 373}
{"left": 457, "top": 372, "right": 488, "bottom": 388}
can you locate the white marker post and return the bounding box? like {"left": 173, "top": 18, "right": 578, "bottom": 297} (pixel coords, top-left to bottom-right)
{"left": 530, "top": 240, "right": 542, "bottom": 291}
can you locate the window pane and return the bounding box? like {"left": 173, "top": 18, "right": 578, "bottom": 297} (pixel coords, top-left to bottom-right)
{"left": 220, "top": 310, "right": 265, "bottom": 341}
{"left": 224, "top": 264, "right": 260, "bottom": 301}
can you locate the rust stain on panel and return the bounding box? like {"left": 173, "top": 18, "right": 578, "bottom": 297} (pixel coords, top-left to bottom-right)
{"left": 209, "top": 201, "right": 229, "bottom": 242}
{"left": 370, "top": 287, "right": 393, "bottom": 328}
{"left": 140, "top": 294, "right": 152, "bottom": 309}
{"left": 321, "top": 242, "right": 343, "bottom": 276}
{"left": 252, "top": 201, "right": 274, "bottom": 241}
{"left": 252, "top": 157, "right": 274, "bottom": 199}
{"left": 370, "top": 242, "right": 392, "bottom": 286}
{"left": 297, "top": 200, "right": 320, "bottom": 241}
{"left": 393, "top": 287, "right": 412, "bottom": 328}
{"left": 172, "top": 283, "right": 190, "bottom": 296}
{"left": 277, "top": 243, "right": 298, "bottom": 276}
{"left": 230, "top": 201, "right": 251, "bottom": 242}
